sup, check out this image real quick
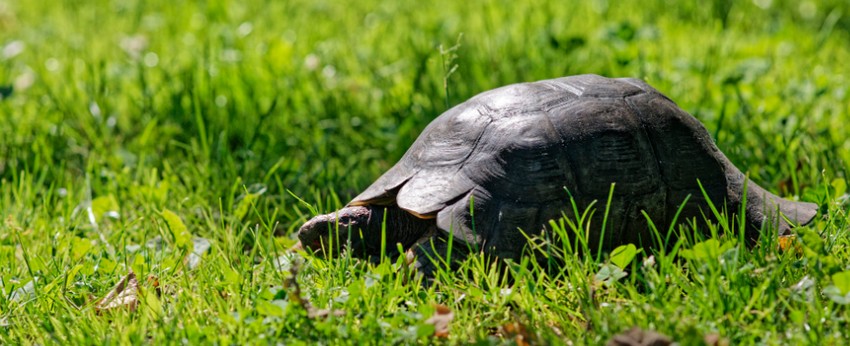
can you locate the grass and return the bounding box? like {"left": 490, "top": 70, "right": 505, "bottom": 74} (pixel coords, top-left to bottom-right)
{"left": 1, "top": 0, "right": 849, "bottom": 344}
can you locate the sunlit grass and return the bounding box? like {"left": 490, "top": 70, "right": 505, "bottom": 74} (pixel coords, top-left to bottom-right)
{"left": 1, "top": 0, "right": 849, "bottom": 344}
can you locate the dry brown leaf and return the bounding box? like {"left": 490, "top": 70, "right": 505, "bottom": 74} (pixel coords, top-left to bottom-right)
{"left": 499, "top": 321, "right": 539, "bottom": 346}
{"left": 425, "top": 304, "right": 453, "bottom": 338}
{"left": 95, "top": 270, "right": 140, "bottom": 313}
{"left": 547, "top": 321, "right": 565, "bottom": 338}
{"left": 146, "top": 274, "right": 164, "bottom": 297}
{"left": 606, "top": 327, "right": 673, "bottom": 346}
{"left": 703, "top": 333, "right": 729, "bottom": 346}
{"left": 307, "top": 307, "right": 346, "bottom": 319}
{"left": 778, "top": 235, "right": 802, "bottom": 254}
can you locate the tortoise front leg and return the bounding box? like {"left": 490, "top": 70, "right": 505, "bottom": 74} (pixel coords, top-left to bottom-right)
{"left": 406, "top": 230, "right": 473, "bottom": 285}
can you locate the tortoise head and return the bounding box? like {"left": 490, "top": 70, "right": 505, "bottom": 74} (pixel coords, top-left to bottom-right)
{"left": 297, "top": 206, "right": 374, "bottom": 256}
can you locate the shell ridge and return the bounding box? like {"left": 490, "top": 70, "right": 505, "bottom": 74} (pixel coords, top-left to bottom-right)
{"left": 547, "top": 78, "right": 586, "bottom": 97}
{"left": 452, "top": 103, "right": 494, "bottom": 165}
{"left": 616, "top": 78, "right": 654, "bottom": 95}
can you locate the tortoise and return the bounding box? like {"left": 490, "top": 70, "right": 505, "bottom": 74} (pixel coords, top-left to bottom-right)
{"left": 297, "top": 74, "right": 818, "bottom": 276}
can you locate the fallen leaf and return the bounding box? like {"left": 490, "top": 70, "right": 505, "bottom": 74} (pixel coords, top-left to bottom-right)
{"left": 10, "top": 278, "right": 38, "bottom": 302}
{"left": 146, "top": 274, "right": 162, "bottom": 297}
{"left": 704, "top": 333, "right": 730, "bottom": 346}
{"left": 778, "top": 235, "right": 802, "bottom": 254}
{"left": 95, "top": 270, "right": 141, "bottom": 313}
{"left": 607, "top": 327, "right": 673, "bottom": 346}
{"left": 425, "top": 304, "right": 453, "bottom": 338}
{"left": 499, "top": 321, "right": 538, "bottom": 346}
{"left": 145, "top": 236, "right": 165, "bottom": 251}
{"left": 185, "top": 236, "right": 212, "bottom": 270}
{"left": 307, "top": 307, "right": 346, "bottom": 319}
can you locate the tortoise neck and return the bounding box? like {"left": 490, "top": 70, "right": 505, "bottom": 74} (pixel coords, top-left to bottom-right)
{"left": 365, "top": 206, "right": 435, "bottom": 253}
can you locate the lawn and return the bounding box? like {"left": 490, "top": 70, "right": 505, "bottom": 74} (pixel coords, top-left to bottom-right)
{"left": 1, "top": 0, "right": 849, "bottom": 344}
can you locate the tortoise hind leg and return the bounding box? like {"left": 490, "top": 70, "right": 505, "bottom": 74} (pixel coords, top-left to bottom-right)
{"left": 745, "top": 181, "right": 818, "bottom": 236}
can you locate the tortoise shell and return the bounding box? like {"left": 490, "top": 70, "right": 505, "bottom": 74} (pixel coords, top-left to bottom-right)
{"left": 348, "top": 74, "right": 817, "bottom": 258}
